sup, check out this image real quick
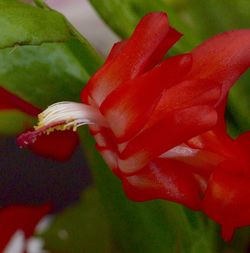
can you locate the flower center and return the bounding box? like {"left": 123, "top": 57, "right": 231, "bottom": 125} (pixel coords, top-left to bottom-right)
{"left": 17, "top": 101, "right": 107, "bottom": 147}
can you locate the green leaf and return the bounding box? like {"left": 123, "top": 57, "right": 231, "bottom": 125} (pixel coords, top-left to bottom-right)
{"left": 183, "top": 0, "right": 250, "bottom": 40}
{"left": 0, "top": 0, "right": 72, "bottom": 49}
{"left": 0, "top": 39, "right": 103, "bottom": 109}
{"left": 39, "top": 187, "right": 114, "bottom": 253}
{"left": 0, "top": 110, "right": 35, "bottom": 135}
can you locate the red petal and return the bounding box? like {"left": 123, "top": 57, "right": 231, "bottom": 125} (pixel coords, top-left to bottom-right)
{"left": 203, "top": 161, "right": 250, "bottom": 241}
{"left": 104, "top": 40, "right": 128, "bottom": 64}
{"left": 123, "top": 157, "right": 202, "bottom": 210}
{"left": 162, "top": 145, "right": 223, "bottom": 178}
{"left": 82, "top": 12, "right": 182, "bottom": 106}
{"left": 92, "top": 126, "right": 119, "bottom": 173}
{"left": 0, "top": 87, "right": 40, "bottom": 116}
{"left": 236, "top": 131, "right": 250, "bottom": 157}
{"left": 187, "top": 30, "right": 250, "bottom": 105}
{"left": 188, "top": 128, "right": 245, "bottom": 161}
{"left": 160, "top": 26, "right": 182, "bottom": 55}
{"left": 26, "top": 130, "right": 79, "bottom": 161}
{"left": 0, "top": 204, "right": 51, "bottom": 252}
{"left": 81, "top": 40, "right": 128, "bottom": 103}
{"left": 100, "top": 54, "right": 192, "bottom": 142}
{"left": 118, "top": 105, "right": 218, "bottom": 174}
{"left": 144, "top": 79, "right": 221, "bottom": 129}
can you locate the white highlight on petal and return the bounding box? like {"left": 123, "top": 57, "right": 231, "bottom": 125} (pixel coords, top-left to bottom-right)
{"left": 99, "top": 149, "right": 118, "bottom": 170}
{"left": 118, "top": 152, "right": 149, "bottom": 174}
{"left": 3, "top": 230, "right": 25, "bottom": 253}
{"left": 118, "top": 141, "right": 129, "bottom": 153}
{"left": 27, "top": 237, "right": 48, "bottom": 253}
{"left": 150, "top": 162, "right": 181, "bottom": 199}
{"left": 159, "top": 144, "right": 199, "bottom": 159}
{"left": 118, "top": 145, "right": 200, "bottom": 175}
{"left": 35, "top": 215, "right": 53, "bottom": 234}
{"left": 37, "top": 101, "right": 108, "bottom": 131}
{"left": 94, "top": 132, "right": 109, "bottom": 148}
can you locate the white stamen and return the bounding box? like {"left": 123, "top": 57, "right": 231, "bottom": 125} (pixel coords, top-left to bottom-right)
{"left": 18, "top": 101, "right": 108, "bottom": 148}
{"left": 36, "top": 101, "right": 108, "bottom": 131}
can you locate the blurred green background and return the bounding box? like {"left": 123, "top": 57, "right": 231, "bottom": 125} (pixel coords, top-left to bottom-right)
{"left": 0, "top": 0, "right": 249, "bottom": 252}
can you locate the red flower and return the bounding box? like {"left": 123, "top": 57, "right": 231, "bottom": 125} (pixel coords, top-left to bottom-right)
{"left": 0, "top": 204, "right": 51, "bottom": 252}
{"left": 18, "top": 12, "right": 250, "bottom": 240}
{"left": 0, "top": 86, "right": 78, "bottom": 161}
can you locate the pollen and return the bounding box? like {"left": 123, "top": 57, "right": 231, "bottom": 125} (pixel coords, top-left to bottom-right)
{"left": 17, "top": 101, "right": 107, "bottom": 148}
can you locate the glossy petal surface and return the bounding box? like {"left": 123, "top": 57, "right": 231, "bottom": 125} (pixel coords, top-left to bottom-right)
{"left": 123, "top": 158, "right": 203, "bottom": 209}
{"left": 101, "top": 54, "right": 192, "bottom": 142}
{"left": 82, "top": 12, "right": 182, "bottom": 106}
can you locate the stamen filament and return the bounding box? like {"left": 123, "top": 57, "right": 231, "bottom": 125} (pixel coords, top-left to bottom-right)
{"left": 17, "top": 101, "right": 108, "bottom": 148}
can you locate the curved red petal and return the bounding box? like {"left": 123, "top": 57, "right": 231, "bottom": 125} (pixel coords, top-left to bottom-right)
{"left": 203, "top": 161, "right": 250, "bottom": 241}
{"left": 82, "top": 12, "right": 182, "bottom": 106}
{"left": 236, "top": 131, "right": 250, "bottom": 157}
{"left": 104, "top": 40, "right": 128, "bottom": 65}
{"left": 92, "top": 126, "right": 119, "bottom": 173}
{"left": 187, "top": 30, "right": 250, "bottom": 105}
{"left": 26, "top": 130, "right": 79, "bottom": 161}
{"left": 162, "top": 145, "right": 223, "bottom": 178}
{"left": 123, "top": 157, "right": 202, "bottom": 210}
{"left": 81, "top": 40, "right": 128, "bottom": 103}
{"left": 161, "top": 26, "right": 182, "bottom": 54}
{"left": 144, "top": 79, "right": 221, "bottom": 129}
{"left": 188, "top": 128, "right": 246, "bottom": 162}
{"left": 118, "top": 105, "right": 218, "bottom": 174}
{"left": 100, "top": 54, "right": 192, "bottom": 142}
{"left": 0, "top": 87, "right": 40, "bottom": 116}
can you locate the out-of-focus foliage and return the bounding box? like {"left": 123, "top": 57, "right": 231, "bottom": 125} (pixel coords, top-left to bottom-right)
{"left": 39, "top": 188, "right": 114, "bottom": 253}
{"left": 0, "top": 39, "right": 102, "bottom": 109}
{"left": 0, "top": 0, "right": 71, "bottom": 49}
{"left": 0, "top": 110, "right": 35, "bottom": 135}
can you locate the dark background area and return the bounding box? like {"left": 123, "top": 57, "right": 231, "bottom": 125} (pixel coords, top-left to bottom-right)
{"left": 0, "top": 136, "right": 91, "bottom": 212}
